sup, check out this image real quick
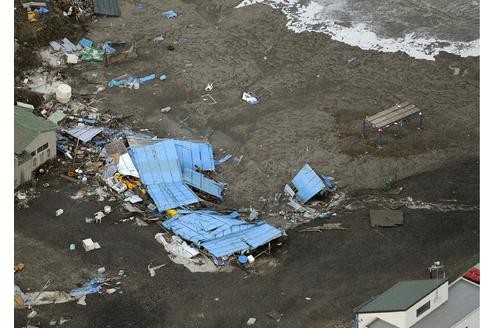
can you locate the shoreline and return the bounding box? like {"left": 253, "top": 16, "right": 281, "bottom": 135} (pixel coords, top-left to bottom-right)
{"left": 236, "top": 0, "right": 480, "bottom": 60}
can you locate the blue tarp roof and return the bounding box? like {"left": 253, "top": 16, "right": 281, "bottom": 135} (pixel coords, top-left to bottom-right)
{"left": 292, "top": 164, "right": 333, "bottom": 203}
{"left": 174, "top": 140, "right": 215, "bottom": 171}
{"left": 162, "top": 210, "right": 284, "bottom": 257}
{"left": 183, "top": 168, "right": 224, "bottom": 201}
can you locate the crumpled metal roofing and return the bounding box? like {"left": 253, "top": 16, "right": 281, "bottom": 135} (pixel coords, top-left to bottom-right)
{"left": 174, "top": 140, "right": 215, "bottom": 171}
{"left": 292, "top": 164, "right": 333, "bottom": 203}
{"left": 66, "top": 125, "right": 104, "bottom": 143}
{"left": 162, "top": 210, "right": 284, "bottom": 257}
{"left": 129, "top": 140, "right": 199, "bottom": 211}
{"left": 129, "top": 140, "right": 183, "bottom": 185}
{"left": 182, "top": 168, "right": 224, "bottom": 200}
{"left": 147, "top": 183, "right": 198, "bottom": 211}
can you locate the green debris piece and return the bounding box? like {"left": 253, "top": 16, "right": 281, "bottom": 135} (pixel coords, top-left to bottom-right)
{"left": 383, "top": 180, "right": 393, "bottom": 192}
{"left": 81, "top": 47, "right": 105, "bottom": 62}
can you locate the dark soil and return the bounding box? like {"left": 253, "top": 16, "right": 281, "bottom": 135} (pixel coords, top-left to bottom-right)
{"left": 14, "top": 160, "right": 479, "bottom": 328}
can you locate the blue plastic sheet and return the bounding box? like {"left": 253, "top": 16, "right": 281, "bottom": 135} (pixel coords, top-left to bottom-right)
{"left": 68, "top": 277, "right": 104, "bottom": 298}
{"left": 79, "top": 38, "right": 93, "bottom": 48}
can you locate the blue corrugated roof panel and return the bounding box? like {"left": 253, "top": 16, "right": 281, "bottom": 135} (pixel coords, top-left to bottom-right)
{"left": 292, "top": 164, "right": 327, "bottom": 203}
{"left": 66, "top": 125, "right": 103, "bottom": 143}
{"left": 201, "top": 223, "right": 283, "bottom": 257}
{"left": 147, "top": 183, "right": 198, "bottom": 211}
{"left": 182, "top": 168, "right": 224, "bottom": 201}
{"left": 174, "top": 140, "right": 215, "bottom": 171}
{"left": 129, "top": 140, "right": 183, "bottom": 185}
{"left": 162, "top": 211, "right": 284, "bottom": 257}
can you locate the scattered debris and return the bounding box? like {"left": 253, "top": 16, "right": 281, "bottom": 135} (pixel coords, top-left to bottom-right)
{"left": 14, "top": 263, "right": 25, "bottom": 272}
{"left": 247, "top": 318, "right": 257, "bottom": 325}
{"left": 266, "top": 310, "right": 282, "bottom": 322}
{"left": 76, "top": 296, "right": 86, "bottom": 306}
{"left": 242, "top": 92, "right": 260, "bottom": 105}
{"left": 55, "top": 209, "right": 64, "bottom": 216}
{"left": 163, "top": 10, "right": 177, "bottom": 19}
{"left": 82, "top": 238, "right": 101, "bottom": 252}
{"left": 147, "top": 263, "right": 166, "bottom": 277}
{"left": 205, "top": 82, "right": 213, "bottom": 91}
{"left": 97, "top": 267, "right": 106, "bottom": 274}
{"left": 201, "top": 94, "right": 217, "bottom": 105}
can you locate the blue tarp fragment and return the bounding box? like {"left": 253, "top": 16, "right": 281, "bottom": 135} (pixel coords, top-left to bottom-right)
{"left": 162, "top": 210, "right": 284, "bottom": 257}
{"left": 103, "top": 41, "right": 116, "bottom": 54}
{"left": 68, "top": 277, "right": 104, "bottom": 298}
{"left": 291, "top": 164, "right": 333, "bottom": 204}
{"left": 79, "top": 38, "right": 93, "bottom": 48}
{"left": 107, "top": 74, "right": 156, "bottom": 88}
{"left": 183, "top": 168, "right": 224, "bottom": 201}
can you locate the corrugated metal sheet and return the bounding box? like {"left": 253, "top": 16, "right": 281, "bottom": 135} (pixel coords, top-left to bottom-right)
{"left": 292, "top": 164, "right": 329, "bottom": 203}
{"left": 92, "top": 0, "right": 121, "bottom": 16}
{"left": 174, "top": 140, "right": 215, "bottom": 171}
{"left": 47, "top": 110, "right": 66, "bottom": 124}
{"left": 129, "top": 140, "right": 183, "bottom": 185}
{"left": 162, "top": 210, "right": 284, "bottom": 257}
{"left": 147, "top": 183, "right": 198, "bottom": 211}
{"left": 66, "top": 125, "right": 103, "bottom": 143}
{"left": 129, "top": 140, "right": 200, "bottom": 211}
{"left": 182, "top": 168, "right": 224, "bottom": 200}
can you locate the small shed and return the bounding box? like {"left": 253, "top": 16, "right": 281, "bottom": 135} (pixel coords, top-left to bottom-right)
{"left": 15, "top": 106, "right": 57, "bottom": 188}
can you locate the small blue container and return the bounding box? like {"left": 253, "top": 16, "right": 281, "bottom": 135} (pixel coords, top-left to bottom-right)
{"left": 238, "top": 255, "right": 248, "bottom": 265}
{"left": 69, "top": 244, "right": 76, "bottom": 251}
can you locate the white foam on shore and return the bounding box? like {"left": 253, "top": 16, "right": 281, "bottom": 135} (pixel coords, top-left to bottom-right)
{"left": 236, "top": 0, "right": 479, "bottom": 61}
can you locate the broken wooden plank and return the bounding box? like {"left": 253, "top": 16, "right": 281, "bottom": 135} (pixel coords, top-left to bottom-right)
{"left": 299, "top": 223, "right": 348, "bottom": 232}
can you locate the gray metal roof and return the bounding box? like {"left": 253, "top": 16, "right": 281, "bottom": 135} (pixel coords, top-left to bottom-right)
{"left": 356, "top": 278, "right": 448, "bottom": 313}
{"left": 93, "top": 0, "right": 121, "bottom": 16}
{"left": 367, "top": 319, "right": 399, "bottom": 328}
{"left": 411, "top": 278, "right": 479, "bottom": 328}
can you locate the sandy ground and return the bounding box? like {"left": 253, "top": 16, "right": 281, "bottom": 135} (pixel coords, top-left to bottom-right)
{"left": 14, "top": 0, "right": 479, "bottom": 326}
{"left": 64, "top": 0, "right": 479, "bottom": 214}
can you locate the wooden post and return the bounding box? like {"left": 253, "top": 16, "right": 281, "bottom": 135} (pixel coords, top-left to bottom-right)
{"left": 362, "top": 119, "right": 368, "bottom": 138}
{"left": 72, "top": 138, "right": 80, "bottom": 170}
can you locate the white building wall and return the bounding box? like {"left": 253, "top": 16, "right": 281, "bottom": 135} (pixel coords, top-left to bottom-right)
{"left": 452, "top": 309, "right": 479, "bottom": 328}
{"left": 357, "top": 311, "right": 405, "bottom": 328}
{"left": 404, "top": 282, "right": 448, "bottom": 327}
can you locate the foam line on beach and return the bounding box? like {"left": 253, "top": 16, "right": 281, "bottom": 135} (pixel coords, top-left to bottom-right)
{"left": 236, "top": 0, "right": 479, "bottom": 61}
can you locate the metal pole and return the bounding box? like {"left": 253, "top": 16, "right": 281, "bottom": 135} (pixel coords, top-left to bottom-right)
{"left": 399, "top": 120, "right": 404, "bottom": 138}
{"left": 377, "top": 128, "right": 383, "bottom": 147}
{"left": 72, "top": 138, "right": 80, "bottom": 170}
{"left": 418, "top": 112, "right": 424, "bottom": 130}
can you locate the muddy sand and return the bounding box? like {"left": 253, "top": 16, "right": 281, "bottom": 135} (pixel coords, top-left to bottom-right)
{"left": 59, "top": 0, "right": 479, "bottom": 218}
{"left": 14, "top": 0, "right": 479, "bottom": 326}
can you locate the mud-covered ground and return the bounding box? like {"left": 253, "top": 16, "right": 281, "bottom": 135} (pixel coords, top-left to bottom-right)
{"left": 14, "top": 160, "right": 479, "bottom": 328}
{"left": 62, "top": 0, "right": 479, "bottom": 212}
{"left": 14, "top": 0, "right": 479, "bottom": 326}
